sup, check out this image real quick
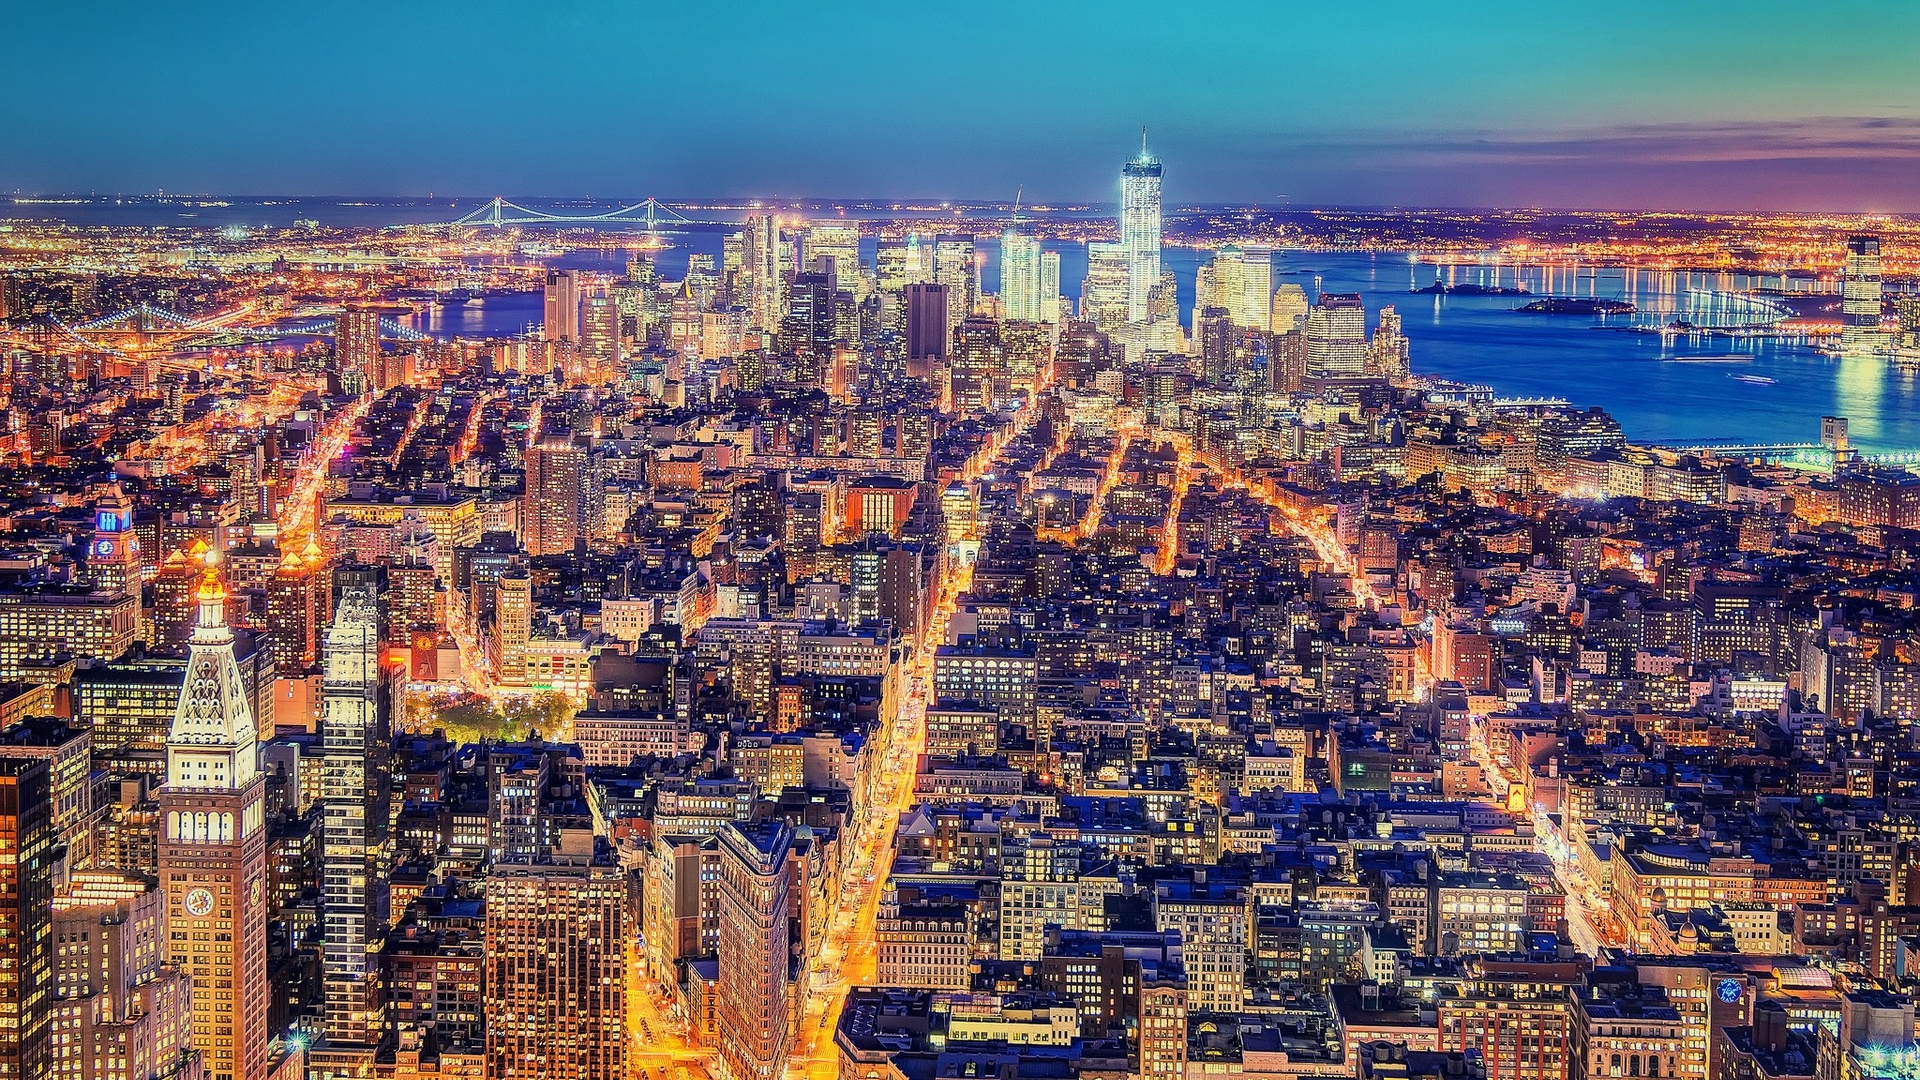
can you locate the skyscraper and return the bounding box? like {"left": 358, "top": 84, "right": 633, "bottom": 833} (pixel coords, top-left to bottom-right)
{"left": 1843, "top": 235, "right": 1886, "bottom": 354}
{"left": 336, "top": 305, "right": 382, "bottom": 392}
{"left": 1000, "top": 232, "right": 1040, "bottom": 322}
{"left": 746, "top": 214, "right": 786, "bottom": 333}
{"left": 1121, "top": 131, "right": 1164, "bottom": 324}
{"left": 1304, "top": 293, "right": 1369, "bottom": 380}
{"left": 157, "top": 557, "right": 269, "bottom": 1080}
{"left": 780, "top": 270, "right": 840, "bottom": 389}
{"left": 494, "top": 568, "right": 532, "bottom": 687}
{"left": 950, "top": 317, "right": 1003, "bottom": 411}
{"left": 50, "top": 872, "right": 200, "bottom": 1080}
{"left": 265, "top": 537, "right": 324, "bottom": 671}
{"left": 483, "top": 851, "right": 628, "bottom": 1079}
{"left": 716, "top": 821, "right": 793, "bottom": 1080}
{"left": 579, "top": 288, "right": 621, "bottom": 372}
{"left": 1271, "top": 283, "right": 1310, "bottom": 334}
{"left": 320, "top": 587, "right": 391, "bottom": 1045}
{"left": 905, "top": 283, "right": 950, "bottom": 368}
{"left": 999, "top": 233, "right": 1059, "bottom": 325}
{"left": 542, "top": 269, "right": 580, "bottom": 343}
{"left": 803, "top": 222, "right": 862, "bottom": 294}
{"left": 1196, "top": 245, "right": 1274, "bottom": 331}
{"left": 934, "top": 236, "right": 976, "bottom": 336}
{"left": 523, "top": 434, "right": 586, "bottom": 557}
{"left": 0, "top": 756, "right": 52, "bottom": 1080}
{"left": 1081, "top": 242, "right": 1131, "bottom": 331}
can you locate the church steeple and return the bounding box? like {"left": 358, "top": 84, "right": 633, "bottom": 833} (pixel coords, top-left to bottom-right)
{"left": 166, "top": 546, "right": 258, "bottom": 790}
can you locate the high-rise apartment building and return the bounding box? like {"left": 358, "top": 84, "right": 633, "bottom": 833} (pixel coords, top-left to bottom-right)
{"left": 0, "top": 756, "right": 52, "bottom": 1080}
{"left": 265, "top": 537, "right": 324, "bottom": 672}
{"left": 523, "top": 434, "right": 586, "bottom": 557}
{"left": 320, "top": 588, "right": 392, "bottom": 1044}
{"left": 156, "top": 562, "right": 269, "bottom": 1080}
{"left": 542, "top": 269, "right": 580, "bottom": 343}
{"left": 483, "top": 849, "right": 628, "bottom": 1079}
{"left": 337, "top": 305, "right": 382, "bottom": 391}
{"left": 1121, "top": 134, "right": 1163, "bottom": 324}
{"left": 716, "top": 821, "right": 793, "bottom": 1080}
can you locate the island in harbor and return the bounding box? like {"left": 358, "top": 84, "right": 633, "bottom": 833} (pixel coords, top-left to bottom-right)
{"left": 1411, "top": 280, "right": 1532, "bottom": 296}
{"left": 1517, "top": 297, "right": 1636, "bottom": 315}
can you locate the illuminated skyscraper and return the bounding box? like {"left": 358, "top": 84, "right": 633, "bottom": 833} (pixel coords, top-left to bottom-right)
{"left": 484, "top": 851, "right": 628, "bottom": 1079}
{"left": 1121, "top": 131, "right": 1163, "bottom": 324}
{"left": 157, "top": 557, "right": 269, "bottom": 1080}
{"left": 780, "top": 270, "right": 840, "bottom": 389}
{"left": 1304, "top": 293, "right": 1369, "bottom": 380}
{"left": 746, "top": 215, "right": 786, "bottom": 333}
{"left": 579, "top": 288, "right": 621, "bottom": 373}
{"left": 336, "top": 305, "right": 382, "bottom": 391}
{"left": 50, "top": 872, "right": 200, "bottom": 1080}
{"left": 494, "top": 568, "right": 532, "bottom": 687}
{"left": 0, "top": 756, "right": 52, "bottom": 1080}
{"left": 804, "top": 222, "right": 862, "bottom": 294}
{"left": 1843, "top": 235, "right": 1887, "bottom": 354}
{"left": 950, "top": 317, "right": 1003, "bottom": 411}
{"left": 1000, "top": 233, "right": 1060, "bottom": 324}
{"left": 542, "top": 269, "right": 579, "bottom": 343}
{"left": 320, "top": 587, "right": 391, "bottom": 1044}
{"left": 1271, "top": 283, "right": 1310, "bottom": 334}
{"left": 1081, "top": 242, "right": 1131, "bottom": 332}
{"left": 716, "top": 821, "right": 793, "bottom": 1080}
{"left": 523, "top": 434, "right": 586, "bottom": 557}
{"left": 266, "top": 537, "right": 324, "bottom": 671}
{"left": 934, "top": 236, "right": 976, "bottom": 335}
{"left": 1196, "top": 245, "right": 1274, "bottom": 331}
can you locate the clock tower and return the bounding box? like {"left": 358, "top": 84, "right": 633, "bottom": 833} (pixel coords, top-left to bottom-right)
{"left": 157, "top": 552, "right": 270, "bottom": 1080}
{"left": 90, "top": 483, "right": 141, "bottom": 599}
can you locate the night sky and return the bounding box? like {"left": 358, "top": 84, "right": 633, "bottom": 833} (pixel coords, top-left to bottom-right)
{"left": 8, "top": 0, "right": 1920, "bottom": 210}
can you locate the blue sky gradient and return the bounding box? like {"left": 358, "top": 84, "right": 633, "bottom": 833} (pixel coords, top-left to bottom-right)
{"left": 7, "top": 0, "right": 1920, "bottom": 209}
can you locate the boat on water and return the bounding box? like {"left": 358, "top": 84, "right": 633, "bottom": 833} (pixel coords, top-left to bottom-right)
{"left": 1670, "top": 354, "right": 1752, "bottom": 364}
{"left": 1729, "top": 373, "right": 1777, "bottom": 386}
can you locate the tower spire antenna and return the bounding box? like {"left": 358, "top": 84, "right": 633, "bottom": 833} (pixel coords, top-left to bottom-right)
{"left": 1141, "top": 125, "right": 1148, "bottom": 157}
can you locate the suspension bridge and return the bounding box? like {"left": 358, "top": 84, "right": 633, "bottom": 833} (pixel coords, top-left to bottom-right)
{"left": 450, "top": 196, "right": 700, "bottom": 229}
{"left": 1, "top": 302, "right": 428, "bottom": 371}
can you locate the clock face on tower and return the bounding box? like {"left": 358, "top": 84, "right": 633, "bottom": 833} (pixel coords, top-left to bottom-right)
{"left": 185, "top": 888, "right": 215, "bottom": 917}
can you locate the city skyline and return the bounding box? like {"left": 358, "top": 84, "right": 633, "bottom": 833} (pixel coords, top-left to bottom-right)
{"left": 7, "top": 1, "right": 1920, "bottom": 211}
{"left": 7, "top": 8, "right": 1920, "bottom": 1080}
